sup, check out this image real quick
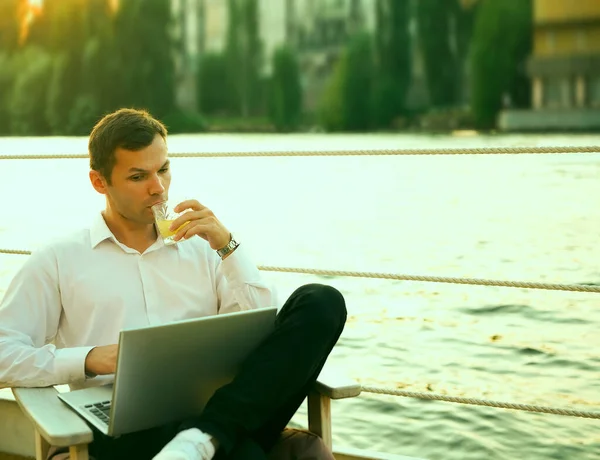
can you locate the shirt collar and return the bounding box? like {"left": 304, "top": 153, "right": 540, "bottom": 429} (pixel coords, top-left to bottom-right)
{"left": 90, "top": 213, "right": 115, "bottom": 249}
{"left": 89, "top": 212, "right": 178, "bottom": 253}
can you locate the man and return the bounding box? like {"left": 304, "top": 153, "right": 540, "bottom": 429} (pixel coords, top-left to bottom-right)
{"left": 0, "top": 108, "right": 347, "bottom": 460}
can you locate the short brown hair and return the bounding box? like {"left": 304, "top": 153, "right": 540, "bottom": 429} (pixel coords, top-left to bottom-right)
{"left": 89, "top": 108, "right": 168, "bottom": 184}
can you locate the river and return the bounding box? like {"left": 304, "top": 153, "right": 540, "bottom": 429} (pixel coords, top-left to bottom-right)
{"left": 1, "top": 132, "right": 599, "bottom": 459}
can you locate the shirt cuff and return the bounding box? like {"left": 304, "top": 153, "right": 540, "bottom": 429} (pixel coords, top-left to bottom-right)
{"left": 54, "top": 346, "right": 96, "bottom": 385}
{"left": 219, "top": 245, "right": 263, "bottom": 287}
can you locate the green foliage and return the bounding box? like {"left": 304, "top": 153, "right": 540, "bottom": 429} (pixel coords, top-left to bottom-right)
{"left": 344, "top": 33, "right": 374, "bottom": 131}
{"left": 268, "top": 46, "right": 302, "bottom": 132}
{"left": 371, "top": 0, "right": 411, "bottom": 128}
{"left": 198, "top": 53, "right": 231, "bottom": 115}
{"left": 370, "top": 75, "right": 402, "bottom": 128}
{"left": 320, "top": 33, "right": 374, "bottom": 132}
{"left": 80, "top": 37, "right": 121, "bottom": 115}
{"left": 8, "top": 47, "right": 53, "bottom": 135}
{"left": 66, "top": 94, "right": 102, "bottom": 136}
{"left": 0, "top": 0, "right": 536, "bottom": 135}
{"left": 115, "top": 0, "right": 175, "bottom": 118}
{"left": 45, "top": 52, "right": 77, "bottom": 134}
{"left": 34, "top": 0, "right": 88, "bottom": 54}
{"left": 225, "top": 0, "right": 263, "bottom": 117}
{"left": 319, "top": 0, "right": 414, "bottom": 132}
{"left": 242, "top": 0, "right": 262, "bottom": 114}
{"left": 0, "top": 53, "right": 16, "bottom": 135}
{"left": 0, "top": 0, "right": 25, "bottom": 53}
{"left": 0, "top": 0, "right": 196, "bottom": 135}
{"left": 80, "top": 1, "right": 121, "bottom": 115}
{"left": 470, "top": 0, "right": 532, "bottom": 128}
{"left": 161, "top": 109, "right": 206, "bottom": 134}
{"left": 319, "top": 52, "right": 347, "bottom": 132}
{"left": 417, "top": 0, "right": 459, "bottom": 107}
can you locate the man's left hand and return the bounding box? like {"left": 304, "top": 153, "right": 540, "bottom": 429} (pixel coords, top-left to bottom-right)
{"left": 170, "top": 199, "right": 231, "bottom": 250}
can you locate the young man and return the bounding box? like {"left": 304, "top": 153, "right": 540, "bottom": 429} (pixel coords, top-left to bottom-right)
{"left": 0, "top": 108, "right": 347, "bottom": 460}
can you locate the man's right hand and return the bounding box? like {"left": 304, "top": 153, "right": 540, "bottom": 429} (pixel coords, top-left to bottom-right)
{"left": 85, "top": 344, "right": 118, "bottom": 376}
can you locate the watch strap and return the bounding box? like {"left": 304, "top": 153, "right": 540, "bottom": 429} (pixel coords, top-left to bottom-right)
{"left": 216, "top": 234, "right": 239, "bottom": 258}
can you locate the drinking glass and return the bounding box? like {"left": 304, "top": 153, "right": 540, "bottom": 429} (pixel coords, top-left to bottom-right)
{"left": 151, "top": 200, "right": 189, "bottom": 245}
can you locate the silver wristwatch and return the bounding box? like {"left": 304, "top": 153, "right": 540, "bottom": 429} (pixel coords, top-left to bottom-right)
{"left": 216, "top": 234, "right": 239, "bottom": 259}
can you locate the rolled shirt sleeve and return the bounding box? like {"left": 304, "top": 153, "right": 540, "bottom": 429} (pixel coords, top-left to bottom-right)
{"left": 215, "top": 245, "right": 278, "bottom": 314}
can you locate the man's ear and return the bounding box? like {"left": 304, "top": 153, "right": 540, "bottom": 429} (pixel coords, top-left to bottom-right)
{"left": 89, "top": 170, "right": 108, "bottom": 195}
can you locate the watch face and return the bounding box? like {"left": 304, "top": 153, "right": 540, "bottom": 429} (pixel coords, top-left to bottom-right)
{"left": 218, "top": 237, "right": 238, "bottom": 258}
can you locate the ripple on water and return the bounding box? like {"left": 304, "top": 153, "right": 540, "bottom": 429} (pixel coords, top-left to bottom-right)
{"left": 458, "top": 303, "right": 591, "bottom": 326}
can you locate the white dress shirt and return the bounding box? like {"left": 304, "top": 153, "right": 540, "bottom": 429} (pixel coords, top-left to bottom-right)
{"left": 0, "top": 213, "right": 276, "bottom": 389}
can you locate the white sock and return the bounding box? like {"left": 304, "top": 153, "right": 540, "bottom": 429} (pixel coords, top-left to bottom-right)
{"left": 152, "top": 428, "right": 216, "bottom": 460}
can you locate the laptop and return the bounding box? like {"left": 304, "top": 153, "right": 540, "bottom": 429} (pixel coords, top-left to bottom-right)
{"left": 58, "top": 307, "right": 278, "bottom": 437}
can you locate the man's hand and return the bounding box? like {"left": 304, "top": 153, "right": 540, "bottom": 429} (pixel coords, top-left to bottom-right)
{"left": 85, "top": 344, "right": 118, "bottom": 376}
{"left": 170, "top": 199, "right": 231, "bottom": 250}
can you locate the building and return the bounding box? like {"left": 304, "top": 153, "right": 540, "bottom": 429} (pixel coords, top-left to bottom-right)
{"left": 499, "top": 0, "right": 600, "bottom": 131}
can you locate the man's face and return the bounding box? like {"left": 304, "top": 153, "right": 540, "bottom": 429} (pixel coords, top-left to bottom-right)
{"left": 104, "top": 134, "right": 171, "bottom": 225}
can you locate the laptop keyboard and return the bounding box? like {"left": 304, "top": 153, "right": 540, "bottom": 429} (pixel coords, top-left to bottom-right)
{"left": 83, "top": 400, "right": 111, "bottom": 425}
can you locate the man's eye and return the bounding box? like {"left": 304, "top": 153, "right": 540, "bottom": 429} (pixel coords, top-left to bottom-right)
{"left": 159, "top": 168, "right": 169, "bottom": 173}
{"left": 130, "top": 175, "right": 143, "bottom": 181}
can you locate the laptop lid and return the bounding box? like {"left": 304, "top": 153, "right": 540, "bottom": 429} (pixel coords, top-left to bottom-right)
{"left": 109, "top": 306, "right": 278, "bottom": 436}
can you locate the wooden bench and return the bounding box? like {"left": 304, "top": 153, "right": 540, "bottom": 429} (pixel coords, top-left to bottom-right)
{"left": 1, "top": 370, "right": 424, "bottom": 460}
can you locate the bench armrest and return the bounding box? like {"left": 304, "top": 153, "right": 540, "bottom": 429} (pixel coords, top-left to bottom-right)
{"left": 12, "top": 387, "right": 93, "bottom": 447}
{"left": 309, "top": 368, "right": 361, "bottom": 449}
{"left": 314, "top": 368, "right": 361, "bottom": 399}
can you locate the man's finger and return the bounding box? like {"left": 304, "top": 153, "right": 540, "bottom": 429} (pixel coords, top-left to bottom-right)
{"left": 174, "top": 199, "right": 204, "bottom": 213}
{"left": 169, "top": 209, "right": 209, "bottom": 231}
{"left": 185, "top": 223, "right": 210, "bottom": 241}
{"left": 175, "top": 223, "right": 211, "bottom": 241}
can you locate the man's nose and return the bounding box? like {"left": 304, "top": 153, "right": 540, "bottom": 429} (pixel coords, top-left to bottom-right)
{"left": 149, "top": 174, "right": 165, "bottom": 195}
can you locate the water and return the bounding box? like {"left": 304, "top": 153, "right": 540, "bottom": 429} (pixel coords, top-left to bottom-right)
{"left": 1, "top": 132, "right": 599, "bottom": 460}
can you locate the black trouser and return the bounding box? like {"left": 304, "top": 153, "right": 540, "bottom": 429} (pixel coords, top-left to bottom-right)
{"left": 85, "top": 283, "right": 347, "bottom": 460}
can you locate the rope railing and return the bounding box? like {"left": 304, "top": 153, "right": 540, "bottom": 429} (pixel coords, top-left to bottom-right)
{"left": 1, "top": 248, "right": 598, "bottom": 293}
{"left": 259, "top": 266, "right": 600, "bottom": 293}
{"left": 0, "top": 146, "right": 599, "bottom": 160}
{"left": 360, "top": 384, "right": 600, "bottom": 420}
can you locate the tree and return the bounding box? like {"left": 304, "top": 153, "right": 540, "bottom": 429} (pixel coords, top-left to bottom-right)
{"left": 415, "top": 0, "right": 476, "bottom": 108}
{"left": 417, "top": 0, "right": 459, "bottom": 107}
{"left": 114, "top": 0, "right": 176, "bottom": 117}
{"left": 319, "top": 50, "right": 347, "bottom": 132}
{"left": 470, "top": 0, "right": 532, "bottom": 128}
{"left": 242, "top": 0, "right": 262, "bottom": 115}
{"left": 371, "top": 0, "right": 411, "bottom": 128}
{"left": 320, "top": 33, "right": 374, "bottom": 131}
{"left": 79, "top": 0, "right": 121, "bottom": 116}
{"left": 0, "top": 0, "right": 27, "bottom": 53}
{"left": 269, "top": 46, "right": 302, "bottom": 131}
{"left": 0, "top": 0, "right": 25, "bottom": 132}
{"left": 198, "top": 52, "right": 231, "bottom": 115}
{"left": 28, "top": 0, "right": 91, "bottom": 133}
{"left": 0, "top": 53, "right": 16, "bottom": 134}
{"left": 344, "top": 33, "right": 374, "bottom": 131}
{"left": 225, "top": 0, "right": 263, "bottom": 117}
{"left": 225, "top": 0, "right": 243, "bottom": 115}
{"left": 9, "top": 47, "right": 53, "bottom": 135}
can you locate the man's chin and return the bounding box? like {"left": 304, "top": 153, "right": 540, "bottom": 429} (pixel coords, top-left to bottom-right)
{"left": 142, "top": 207, "right": 157, "bottom": 224}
